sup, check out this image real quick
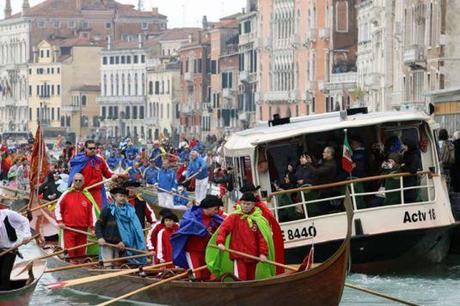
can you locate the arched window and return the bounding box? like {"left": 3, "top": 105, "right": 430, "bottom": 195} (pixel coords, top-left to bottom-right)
{"left": 81, "top": 95, "right": 87, "bottom": 106}
{"left": 121, "top": 74, "right": 125, "bottom": 96}
{"left": 134, "top": 73, "right": 138, "bottom": 96}
{"left": 149, "top": 81, "right": 153, "bottom": 95}
{"left": 127, "top": 74, "right": 131, "bottom": 96}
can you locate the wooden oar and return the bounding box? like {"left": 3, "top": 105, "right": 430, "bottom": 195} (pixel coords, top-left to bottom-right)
{"left": 96, "top": 265, "right": 208, "bottom": 306}
{"left": 48, "top": 261, "right": 172, "bottom": 289}
{"left": 211, "top": 245, "right": 419, "bottom": 306}
{"left": 0, "top": 234, "right": 40, "bottom": 257}
{"left": 45, "top": 252, "right": 153, "bottom": 273}
{"left": 0, "top": 185, "right": 30, "bottom": 195}
{"left": 83, "top": 177, "right": 114, "bottom": 192}
{"left": 27, "top": 198, "right": 59, "bottom": 214}
{"left": 61, "top": 226, "right": 149, "bottom": 255}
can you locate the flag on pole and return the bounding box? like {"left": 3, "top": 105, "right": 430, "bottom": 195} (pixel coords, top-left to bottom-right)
{"left": 342, "top": 129, "right": 353, "bottom": 174}
{"left": 28, "top": 125, "right": 49, "bottom": 209}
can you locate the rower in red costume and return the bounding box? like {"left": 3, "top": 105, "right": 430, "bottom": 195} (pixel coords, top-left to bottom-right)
{"left": 238, "top": 183, "right": 285, "bottom": 274}
{"left": 68, "top": 140, "right": 117, "bottom": 209}
{"left": 155, "top": 210, "right": 179, "bottom": 267}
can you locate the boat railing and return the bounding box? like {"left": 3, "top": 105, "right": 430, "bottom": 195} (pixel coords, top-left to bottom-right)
{"left": 267, "top": 171, "right": 436, "bottom": 224}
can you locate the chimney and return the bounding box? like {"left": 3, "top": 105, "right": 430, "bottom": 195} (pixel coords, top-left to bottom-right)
{"left": 138, "top": 34, "right": 143, "bottom": 49}
{"left": 202, "top": 15, "right": 208, "bottom": 30}
{"left": 152, "top": 7, "right": 158, "bottom": 15}
{"left": 107, "top": 35, "right": 112, "bottom": 50}
{"left": 22, "top": 0, "right": 30, "bottom": 13}
{"left": 4, "top": 0, "right": 12, "bottom": 19}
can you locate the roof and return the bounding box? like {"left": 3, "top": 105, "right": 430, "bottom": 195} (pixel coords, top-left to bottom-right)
{"left": 224, "top": 111, "right": 431, "bottom": 155}
{"left": 158, "top": 28, "right": 202, "bottom": 42}
{"left": 425, "top": 86, "right": 460, "bottom": 103}
{"left": 109, "top": 38, "right": 159, "bottom": 51}
{"left": 9, "top": 0, "right": 165, "bottom": 19}
{"left": 53, "top": 37, "right": 106, "bottom": 48}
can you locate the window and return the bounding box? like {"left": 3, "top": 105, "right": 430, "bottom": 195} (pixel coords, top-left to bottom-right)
{"left": 141, "top": 23, "right": 148, "bottom": 30}
{"left": 127, "top": 56, "right": 131, "bottom": 64}
{"left": 115, "top": 56, "right": 119, "bottom": 64}
{"left": 105, "top": 22, "right": 112, "bottom": 29}
{"left": 134, "top": 55, "right": 138, "bottom": 64}
{"left": 68, "top": 21, "right": 75, "bottom": 29}
{"left": 103, "top": 57, "right": 107, "bottom": 65}
{"left": 155, "top": 81, "right": 160, "bottom": 94}
{"left": 51, "top": 108, "right": 55, "bottom": 121}
{"left": 53, "top": 21, "right": 60, "bottom": 28}
{"left": 121, "top": 74, "right": 125, "bottom": 95}
{"left": 140, "top": 106, "right": 144, "bottom": 119}
{"left": 110, "top": 56, "right": 114, "bottom": 64}
{"left": 121, "top": 56, "right": 125, "bottom": 64}
{"left": 40, "top": 50, "right": 44, "bottom": 58}
{"left": 222, "top": 72, "right": 233, "bottom": 89}
{"left": 81, "top": 95, "right": 87, "bottom": 106}
{"left": 133, "top": 106, "right": 138, "bottom": 119}
{"left": 125, "top": 106, "right": 130, "bottom": 119}
{"left": 36, "top": 85, "right": 39, "bottom": 96}
{"left": 335, "top": 1, "right": 349, "bottom": 32}
{"left": 47, "top": 50, "right": 50, "bottom": 57}
{"left": 211, "top": 60, "right": 217, "bottom": 74}
{"left": 243, "top": 20, "right": 251, "bottom": 33}
{"left": 149, "top": 81, "right": 153, "bottom": 95}
{"left": 38, "top": 21, "right": 45, "bottom": 28}
{"left": 57, "top": 67, "right": 60, "bottom": 74}
{"left": 141, "top": 55, "right": 145, "bottom": 63}
{"left": 57, "top": 85, "right": 60, "bottom": 95}
{"left": 80, "top": 21, "right": 89, "bottom": 29}
{"left": 29, "top": 108, "right": 32, "bottom": 120}
{"left": 51, "top": 68, "right": 54, "bottom": 74}
{"left": 57, "top": 107, "right": 60, "bottom": 119}
{"left": 102, "top": 106, "right": 107, "bottom": 119}
{"left": 29, "top": 68, "right": 32, "bottom": 75}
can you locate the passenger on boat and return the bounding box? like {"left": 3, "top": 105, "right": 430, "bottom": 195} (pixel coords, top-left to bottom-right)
{"left": 186, "top": 150, "right": 209, "bottom": 203}
{"left": 350, "top": 138, "right": 369, "bottom": 178}
{"left": 304, "top": 146, "right": 338, "bottom": 185}
{"left": 125, "top": 182, "right": 155, "bottom": 229}
{"left": 401, "top": 137, "right": 422, "bottom": 204}
{"left": 369, "top": 153, "right": 403, "bottom": 207}
{"left": 295, "top": 154, "right": 314, "bottom": 186}
{"left": 0, "top": 200, "right": 31, "bottom": 290}
{"left": 211, "top": 192, "right": 274, "bottom": 281}
{"left": 155, "top": 158, "right": 178, "bottom": 209}
{"left": 95, "top": 186, "right": 147, "bottom": 267}
{"left": 155, "top": 210, "right": 179, "bottom": 267}
{"left": 68, "top": 140, "right": 117, "bottom": 209}
{"left": 170, "top": 195, "right": 225, "bottom": 281}
{"left": 55, "top": 174, "right": 95, "bottom": 261}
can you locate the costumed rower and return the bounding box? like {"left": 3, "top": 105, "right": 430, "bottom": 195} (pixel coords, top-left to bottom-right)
{"left": 238, "top": 182, "right": 285, "bottom": 274}
{"left": 207, "top": 192, "right": 275, "bottom": 281}
{"left": 55, "top": 174, "right": 96, "bottom": 262}
{"left": 154, "top": 158, "right": 177, "bottom": 209}
{"left": 125, "top": 181, "right": 155, "bottom": 229}
{"left": 186, "top": 150, "right": 208, "bottom": 203}
{"left": 95, "top": 186, "right": 147, "bottom": 267}
{"left": 146, "top": 208, "right": 171, "bottom": 263}
{"left": 68, "top": 140, "right": 117, "bottom": 209}
{"left": 170, "top": 195, "right": 225, "bottom": 281}
{"left": 0, "top": 200, "right": 31, "bottom": 290}
{"left": 155, "top": 210, "right": 179, "bottom": 267}
{"left": 144, "top": 158, "right": 159, "bottom": 186}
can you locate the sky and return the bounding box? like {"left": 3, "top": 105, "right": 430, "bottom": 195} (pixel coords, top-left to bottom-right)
{"left": 1, "top": 0, "right": 247, "bottom": 28}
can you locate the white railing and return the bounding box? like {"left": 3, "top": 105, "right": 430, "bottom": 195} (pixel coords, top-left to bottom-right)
{"left": 268, "top": 172, "right": 435, "bottom": 224}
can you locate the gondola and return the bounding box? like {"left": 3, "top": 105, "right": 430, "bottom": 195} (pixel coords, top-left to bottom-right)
{"left": 0, "top": 260, "right": 47, "bottom": 306}
{"left": 43, "top": 192, "right": 352, "bottom": 306}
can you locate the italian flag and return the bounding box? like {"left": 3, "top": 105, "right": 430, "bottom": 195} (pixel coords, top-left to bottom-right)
{"left": 342, "top": 131, "right": 353, "bottom": 173}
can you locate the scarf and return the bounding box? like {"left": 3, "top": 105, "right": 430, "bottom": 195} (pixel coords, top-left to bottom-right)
{"left": 109, "top": 202, "right": 147, "bottom": 264}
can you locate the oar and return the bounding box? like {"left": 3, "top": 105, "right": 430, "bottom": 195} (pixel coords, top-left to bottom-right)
{"left": 61, "top": 226, "right": 149, "bottom": 255}
{"left": 96, "top": 265, "right": 208, "bottom": 306}
{"left": 45, "top": 252, "right": 154, "bottom": 273}
{"left": 211, "top": 245, "right": 419, "bottom": 306}
{"left": 83, "top": 177, "right": 113, "bottom": 192}
{"left": 156, "top": 186, "right": 194, "bottom": 201}
{"left": 0, "top": 234, "right": 40, "bottom": 257}
{"left": 26, "top": 198, "right": 59, "bottom": 214}
{"left": 48, "top": 261, "right": 172, "bottom": 289}
{"left": 183, "top": 171, "right": 200, "bottom": 183}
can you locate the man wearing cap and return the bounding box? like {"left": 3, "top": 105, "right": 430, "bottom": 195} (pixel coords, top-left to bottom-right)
{"left": 0, "top": 200, "right": 31, "bottom": 290}
{"left": 209, "top": 192, "right": 275, "bottom": 281}
{"left": 186, "top": 150, "right": 209, "bottom": 203}
{"left": 171, "top": 195, "right": 225, "bottom": 280}
{"left": 56, "top": 174, "right": 96, "bottom": 261}
{"left": 68, "top": 140, "right": 117, "bottom": 209}
{"left": 149, "top": 141, "right": 164, "bottom": 169}
{"left": 238, "top": 182, "right": 285, "bottom": 274}
{"left": 155, "top": 159, "right": 177, "bottom": 209}
{"left": 95, "top": 186, "right": 147, "bottom": 266}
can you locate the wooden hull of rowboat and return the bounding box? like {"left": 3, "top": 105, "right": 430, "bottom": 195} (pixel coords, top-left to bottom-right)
{"left": 140, "top": 190, "right": 187, "bottom": 220}
{"left": 0, "top": 260, "right": 46, "bottom": 306}
{"left": 44, "top": 233, "right": 349, "bottom": 306}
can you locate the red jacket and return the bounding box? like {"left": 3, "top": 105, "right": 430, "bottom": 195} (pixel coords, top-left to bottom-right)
{"left": 55, "top": 190, "right": 94, "bottom": 228}
{"left": 80, "top": 155, "right": 113, "bottom": 190}
{"left": 156, "top": 224, "right": 179, "bottom": 263}
{"left": 186, "top": 211, "right": 223, "bottom": 253}
{"left": 216, "top": 211, "right": 268, "bottom": 263}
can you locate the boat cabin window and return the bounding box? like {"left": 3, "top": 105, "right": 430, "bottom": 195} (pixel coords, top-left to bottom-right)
{"left": 233, "top": 155, "right": 253, "bottom": 192}
{"left": 265, "top": 121, "right": 436, "bottom": 224}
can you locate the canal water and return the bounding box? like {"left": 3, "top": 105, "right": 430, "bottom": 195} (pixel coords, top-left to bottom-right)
{"left": 24, "top": 244, "right": 457, "bottom": 305}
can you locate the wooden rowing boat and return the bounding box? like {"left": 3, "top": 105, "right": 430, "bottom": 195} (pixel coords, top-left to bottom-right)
{"left": 0, "top": 260, "right": 46, "bottom": 306}
{"left": 139, "top": 188, "right": 187, "bottom": 220}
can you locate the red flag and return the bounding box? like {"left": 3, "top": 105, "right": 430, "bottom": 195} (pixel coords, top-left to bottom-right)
{"left": 28, "top": 125, "right": 49, "bottom": 209}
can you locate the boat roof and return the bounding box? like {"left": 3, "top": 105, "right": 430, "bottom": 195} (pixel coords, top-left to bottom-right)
{"left": 225, "top": 111, "right": 431, "bottom": 155}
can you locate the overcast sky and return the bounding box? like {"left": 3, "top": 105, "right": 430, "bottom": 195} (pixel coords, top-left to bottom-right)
{"left": 2, "top": 0, "right": 247, "bottom": 27}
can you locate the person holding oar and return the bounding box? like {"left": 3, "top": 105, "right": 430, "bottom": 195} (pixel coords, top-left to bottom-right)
{"left": 0, "top": 200, "right": 32, "bottom": 290}
{"left": 68, "top": 140, "right": 118, "bottom": 210}
{"left": 154, "top": 158, "right": 177, "bottom": 209}
{"left": 55, "top": 174, "right": 96, "bottom": 263}
{"left": 206, "top": 192, "right": 276, "bottom": 281}
{"left": 185, "top": 150, "right": 208, "bottom": 203}
{"left": 95, "top": 186, "right": 147, "bottom": 268}
{"left": 170, "top": 195, "right": 225, "bottom": 281}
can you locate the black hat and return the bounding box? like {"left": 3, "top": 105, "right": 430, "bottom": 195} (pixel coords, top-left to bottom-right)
{"left": 161, "top": 210, "right": 179, "bottom": 223}
{"left": 239, "top": 182, "right": 260, "bottom": 193}
{"left": 159, "top": 208, "right": 172, "bottom": 217}
{"left": 110, "top": 186, "right": 129, "bottom": 196}
{"left": 123, "top": 181, "right": 141, "bottom": 188}
{"left": 240, "top": 192, "right": 257, "bottom": 202}
{"left": 199, "top": 195, "right": 223, "bottom": 208}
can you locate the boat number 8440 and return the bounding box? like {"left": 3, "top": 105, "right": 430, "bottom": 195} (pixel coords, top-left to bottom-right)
{"left": 282, "top": 226, "right": 317, "bottom": 241}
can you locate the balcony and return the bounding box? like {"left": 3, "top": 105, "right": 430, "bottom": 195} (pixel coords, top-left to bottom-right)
{"left": 61, "top": 104, "right": 80, "bottom": 112}
{"left": 239, "top": 71, "right": 250, "bottom": 83}
{"left": 223, "top": 88, "right": 234, "bottom": 99}
{"left": 325, "top": 72, "right": 357, "bottom": 91}
{"left": 265, "top": 91, "right": 289, "bottom": 102}
{"left": 403, "top": 44, "right": 425, "bottom": 65}
{"left": 96, "top": 95, "right": 146, "bottom": 106}
{"left": 364, "top": 73, "right": 382, "bottom": 88}
{"left": 183, "top": 72, "right": 193, "bottom": 82}
{"left": 239, "top": 32, "right": 255, "bottom": 46}
{"left": 305, "top": 28, "right": 317, "bottom": 44}
{"left": 319, "top": 27, "right": 330, "bottom": 40}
